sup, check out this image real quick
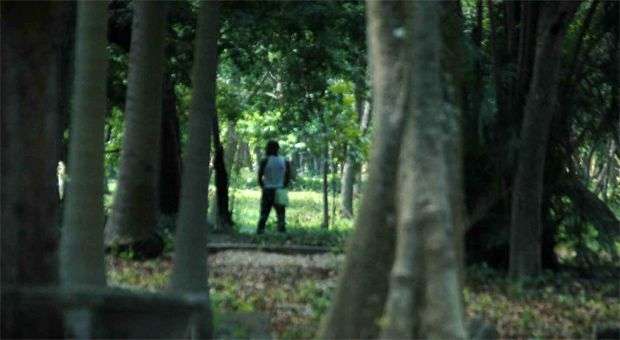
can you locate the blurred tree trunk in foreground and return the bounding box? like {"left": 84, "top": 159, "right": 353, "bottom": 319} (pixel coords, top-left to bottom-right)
{"left": 170, "top": 1, "right": 221, "bottom": 337}
{"left": 318, "top": 1, "right": 408, "bottom": 337}
{"left": 60, "top": 0, "right": 109, "bottom": 288}
{"left": 1, "top": 2, "right": 69, "bottom": 337}
{"left": 381, "top": 1, "right": 466, "bottom": 338}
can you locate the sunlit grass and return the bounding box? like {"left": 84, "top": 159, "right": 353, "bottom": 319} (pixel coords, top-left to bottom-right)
{"left": 229, "top": 189, "right": 354, "bottom": 234}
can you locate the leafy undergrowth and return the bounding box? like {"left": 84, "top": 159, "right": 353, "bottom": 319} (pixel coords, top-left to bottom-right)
{"left": 107, "top": 252, "right": 620, "bottom": 339}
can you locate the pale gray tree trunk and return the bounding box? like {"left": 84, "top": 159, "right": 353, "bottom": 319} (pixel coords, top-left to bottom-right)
{"left": 340, "top": 152, "right": 355, "bottom": 218}
{"left": 318, "top": 1, "right": 409, "bottom": 338}
{"left": 60, "top": 1, "right": 109, "bottom": 287}
{"left": 509, "top": 1, "right": 580, "bottom": 278}
{"left": 381, "top": 2, "right": 466, "bottom": 338}
{"left": 170, "top": 1, "right": 220, "bottom": 337}
{"left": 105, "top": 1, "right": 167, "bottom": 248}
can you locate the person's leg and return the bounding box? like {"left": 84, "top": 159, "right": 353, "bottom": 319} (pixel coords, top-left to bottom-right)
{"left": 275, "top": 204, "right": 286, "bottom": 232}
{"left": 257, "top": 189, "right": 275, "bottom": 234}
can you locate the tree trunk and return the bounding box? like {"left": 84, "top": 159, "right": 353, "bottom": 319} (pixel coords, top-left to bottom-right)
{"left": 170, "top": 1, "right": 220, "bottom": 337}
{"left": 331, "top": 156, "right": 339, "bottom": 228}
{"left": 318, "top": 2, "right": 409, "bottom": 338}
{"left": 340, "top": 84, "right": 366, "bottom": 218}
{"left": 381, "top": 2, "right": 466, "bottom": 338}
{"left": 159, "top": 74, "right": 182, "bottom": 216}
{"left": 56, "top": 1, "right": 76, "bottom": 171}
{"left": 1, "top": 2, "right": 68, "bottom": 337}
{"left": 464, "top": 0, "right": 484, "bottom": 161}
{"left": 60, "top": 0, "right": 109, "bottom": 288}
{"left": 439, "top": 0, "right": 470, "bottom": 299}
{"left": 509, "top": 1, "right": 581, "bottom": 278}
{"left": 212, "top": 114, "right": 233, "bottom": 233}
{"left": 321, "top": 143, "right": 330, "bottom": 229}
{"left": 105, "top": 1, "right": 167, "bottom": 252}
{"left": 224, "top": 122, "right": 238, "bottom": 174}
{"left": 340, "top": 152, "right": 356, "bottom": 218}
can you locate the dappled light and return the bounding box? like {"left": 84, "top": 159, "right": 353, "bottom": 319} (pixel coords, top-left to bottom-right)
{"left": 2, "top": 0, "right": 618, "bottom": 339}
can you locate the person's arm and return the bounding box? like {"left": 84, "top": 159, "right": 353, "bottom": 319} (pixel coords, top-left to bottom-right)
{"left": 258, "top": 158, "right": 267, "bottom": 188}
{"left": 284, "top": 159, "right": 292, "bottom": 188}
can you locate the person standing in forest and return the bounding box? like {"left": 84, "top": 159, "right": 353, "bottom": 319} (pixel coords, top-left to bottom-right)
{"left": 257, "top": 140, "right": 291, "bottom": 234}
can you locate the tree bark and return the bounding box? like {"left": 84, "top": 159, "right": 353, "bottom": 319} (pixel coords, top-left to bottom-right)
{"left": 439, "top": 0, "right": 470, "bottom": 299}
{"left": 509, "top": 1, "right": 581, "bottom": 278}
{"left": 159, "top": 74, "right": 182, "bottom": 216}
{"left": 212, "top": 114, "right": 233, "bottom": 233}
{"left": 105, "top": 1, "right": 167, "bottom": 250}
{"left": 380, "top": 2, "right": 466, "bottom": 338}
{"left": 340, "top": 83, "right": 366, "bottom": 218}
{"left": 170, "top": 1, "right": 220, "bottom": 337}
{"left": 321, "top": 143, "right": 330, "bottom": 229}
{"left": 340, "top": 151, "right": 356, "bottom": 219}
{"left": 224, "top": 122, "right": 239, "bottom": 173}
{"left": 1, "top": 2, "right": 68, "bottom": 337}
{"left": 60, "top": 0, "right": 109, "bottom": 288}
{"left": 318, "top": 1, "right": 409, "bottom": 338}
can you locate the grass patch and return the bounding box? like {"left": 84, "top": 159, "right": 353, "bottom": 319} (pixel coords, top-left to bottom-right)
{"left": 229, "top": 189, "right": 354, "bottom": 233}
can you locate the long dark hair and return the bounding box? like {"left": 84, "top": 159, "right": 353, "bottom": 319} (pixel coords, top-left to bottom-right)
{"left": 265, "top": 140, "right": 279, "bottom": 156}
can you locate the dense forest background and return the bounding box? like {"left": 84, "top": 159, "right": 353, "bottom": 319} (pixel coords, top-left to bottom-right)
{"left": 2, "top": 0, "right": 618, "bottom": 338}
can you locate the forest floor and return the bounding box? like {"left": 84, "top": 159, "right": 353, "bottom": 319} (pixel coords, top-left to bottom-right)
{"left": 107, "top": 250, "right": 619, "bottom": 339}
{"left": 105, "top": 187, "right": 619, "bottom": 338}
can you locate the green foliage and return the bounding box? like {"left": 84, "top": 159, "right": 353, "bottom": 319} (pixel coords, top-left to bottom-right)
{"left": 104, "top": 107, "right": 124, "bottom": 179}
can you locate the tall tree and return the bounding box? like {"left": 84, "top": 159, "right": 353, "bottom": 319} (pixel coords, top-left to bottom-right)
{"left": 170, "top": 1, "right": 220, "bottom": 337}
{"left": 60, "top": 0, "right": 109, "bottom": 287}
{"left": 318, "top": 1, "right": 409, "bottom": 338}
{"left": 509, "top": 1, "right": 581, "bottom": 278}
{"left": 1, "top": 2, "right": 69, "bottom": 337}
{"left": 321, "top": 141, "right": 330, "bottom": 229}
{"left": 380, "top": 1, "right": 466, "bottom": 338}
{"left": 105, "top": 1, "right": 168, "bottom": 254}
{"left": 211, "top": 114, "right": 234, "bottom": 233}
{"left": 340, "top": 82, "right": 368, "bottom": 218}
{"left": 159, "top": 74, "right": 182, "bottom": 216}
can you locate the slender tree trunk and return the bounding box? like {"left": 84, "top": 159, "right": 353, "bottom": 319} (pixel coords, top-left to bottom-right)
{"left": 224, "top": 122, "right": 239, "bottom": 173}
{"left": 509, "top": 1, "right": 581, "bottom": 278}
{"left": 105, "top": 1, "right": 167, "bottom": 251}
{"left": 212, "top": 114, "right": 233, "bottom": 233}
{"left": 331, "top": 156, "right": 339, "bottom": 228}
{"left": 1, "top": 2, "right": 68, "bottom": 337}
{"left": 340, "top": 151, "right": 355, "bottom": 218}
{"left": 60, "top": 0, "right": 109, "bottom": 288}
{"left": 159, "top": 74, "right": 182, "bottom": 216}
{"left": 318, "top": 2, "right": 409, "bottom": 338}
{"left": 340, "top": 84, "right": 366, "bottom": 218}
{"left": 170, "top": 1, "right": 220, "bottom": 337}
{"left": 381, "top": 2, "right": 466, "bottom": 338}
{"left": 321, "top": 142, "right": 330, "bottom": 229}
